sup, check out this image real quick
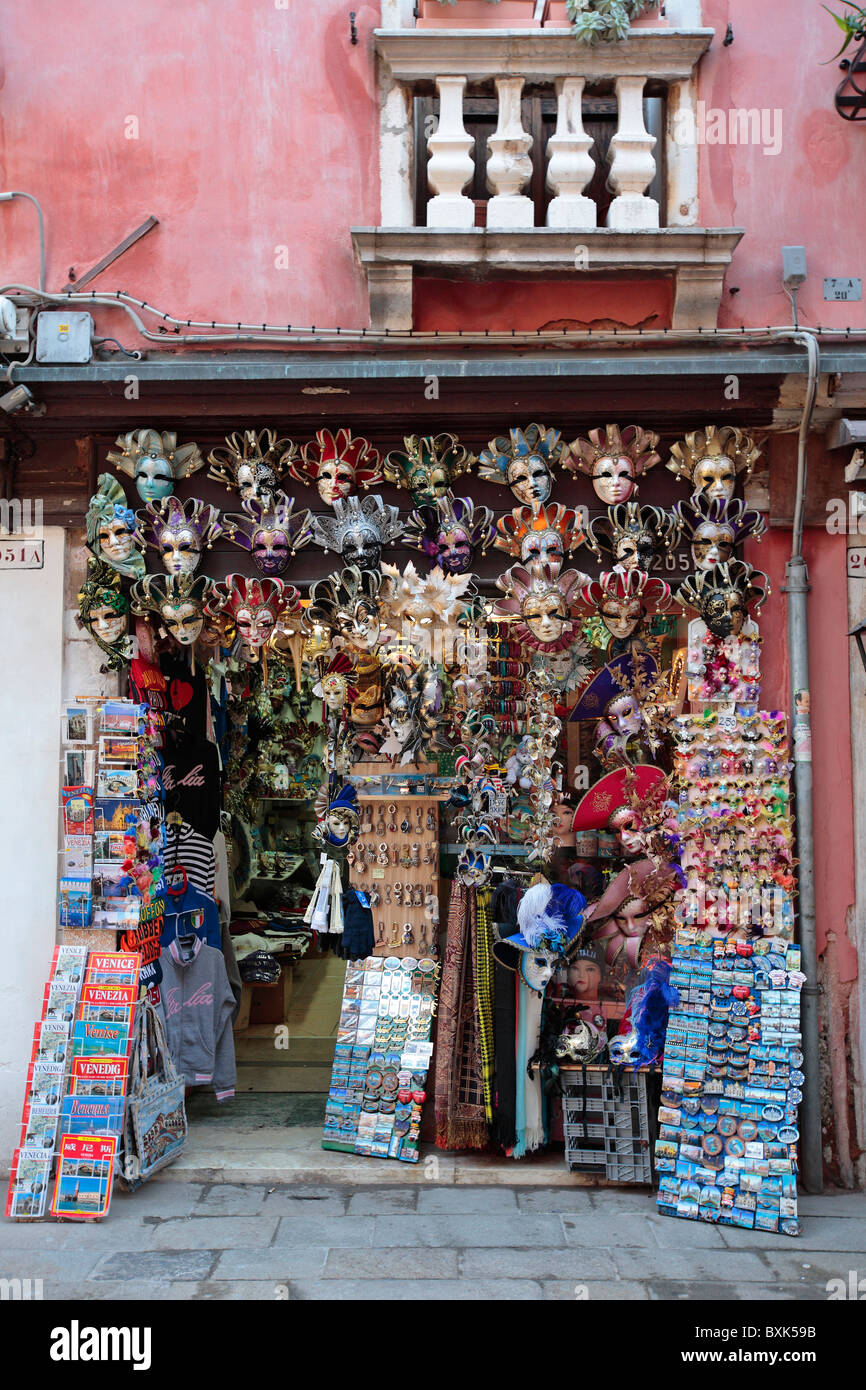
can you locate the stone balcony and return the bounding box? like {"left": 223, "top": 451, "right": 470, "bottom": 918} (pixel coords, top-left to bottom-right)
{"left": 353, "top": 12, "right": 744, "bottom": 332}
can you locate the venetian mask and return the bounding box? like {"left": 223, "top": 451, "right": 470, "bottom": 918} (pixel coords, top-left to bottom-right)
{"left": 307, "top": 567, "right": 386, "bottom": 655}
{"left": 107, "top": 428, "right": 205, "bottom": 504}
{"left": 403, "top": 494, "right": 495, "bottom": 575}
{"left": 671, "top": 494, "right": 766, "bottom": 572}
{"left": 77, "top": 559, "right": 133, "bottom": 670}
{"left": 668, "top": 426, "right": 762, "bottom": 502}
{"left": 86, "top": 475, "right": 145, "bottom": 580}
{"left": 139, "top": 496, "right": 222, "bottom": 575}
{"left": 477, "top": 424, "right": 564, "bottom": 504}
{"left": 289, "top": 428, "right": 382, "bottom": 505}
{"left": 214, "top": 574, "right": 300, "bottom": 652}
{"left": 495, "top": 560, "right": 587, "bottom": 653}
{"left": 208, "top": 429, "right": 293, "bottom": 504}
{"left": 312, "top": 654, "right": 358, "bottom": 714}
{"left": 385, "top": 433, "right": 473, "bottom": 508}
{"left": 604, "top": 694, "right": 644, "bottom": 740}
{"left": 692, "top": 522, "right": 735, "bottom": 569}
{"left": 578, "top": 567, "right": 672, "bottom": 643}
{"left": 609, "top": 805, "right": 644, "bottom": 856}
{"left": 676, "top": 560, "right": 769, "bottom": 640}
{"left": 312, "top": 782, "right": 361, "bottom": 849}
{"left": 588, "top": 503, "right": 679, "bottom": 572}
{"left": 131, "top": 572, "right": 215, "bottom": 648}
{"left": 495, "top": 503, "right": 586, "bottom": 569}
{"left": 310, "top": 495, "right": 403, "bottom": 571}
{"left": 565, "top": 425, "right": 661, "bottom": 505}
{"left": 222, "top": 493, "right": 314, "bottom": 576}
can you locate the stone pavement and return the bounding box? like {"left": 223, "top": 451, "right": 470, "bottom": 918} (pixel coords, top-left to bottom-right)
{"left": 1, "top": 1182, "right": 864, "bottom": 1301}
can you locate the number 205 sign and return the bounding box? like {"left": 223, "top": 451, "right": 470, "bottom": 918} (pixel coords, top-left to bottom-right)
{"left": 0, "top": 540, "right": 44, "bottom": 569}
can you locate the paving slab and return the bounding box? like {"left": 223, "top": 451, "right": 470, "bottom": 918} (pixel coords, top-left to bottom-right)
{"left": 212, "top": 1245, "right": 329, "bottom": 1280}
{"left": 347, "top": 1189, "right": 419, "bottom": 1214}
{"left": 194, "top": 1185, "right": 267, "bottom": 1216}
{"left": 322, "top": 1246, "right": 459, "bottom": 1278}
{"left": 261, "top": 1190, "right": 348, "bottom": 1218}
{"left": 149, "top": 1217, "right": 279, "bottom": 1250}
{"left": 613, "top": 1247, "right": 770, "bottom": 1283}
{"left": 30, "top": 1280, "right": 213, "bottom": 1301}
{"left": 541, "top": 1279, "right": 649, "bottom": 1301}
{"left": 288, "top": 1278, "right": 544, "bottom": 1300}
{"left": 372, "top": 1213, "right": 565, "bottom": 1248}
{"left": 272, "top": 1216, "right": 375, "bottom": 1248}
{"left": 417, "top": 1187, "right": 518, "bottom": 1213}
{"left": 560, "top": 1212, "right": 660, "bottom": 1248}
{"left": 459, "top": 1246, "right": 618, "bottom": 1280}
{"left": 90, "top": 1249, "right": 217, "bottom": 1281}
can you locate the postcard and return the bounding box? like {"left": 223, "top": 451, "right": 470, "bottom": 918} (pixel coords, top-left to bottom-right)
{"left": 5, "top": 1152, "right": 52, "bottom": 1219}
{"left": 62, "top": 787, "right": 94, "bottom": 837}
{"left": 63, "top": 706, "right": 91, "bottom": 747}
{"left": 97, "top": 767, "right": 139, "bottom": 798}
{"left": 50, "top": 1134, "right": 117, "bottom": 1220}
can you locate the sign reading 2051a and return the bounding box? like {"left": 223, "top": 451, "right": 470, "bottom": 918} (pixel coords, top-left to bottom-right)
{"left": 0, "top": 540, "right": 44, "bottom": 569}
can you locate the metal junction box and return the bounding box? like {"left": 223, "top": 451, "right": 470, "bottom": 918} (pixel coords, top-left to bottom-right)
{"left": 35, "top": 310, "right": 93, "bottom": 363}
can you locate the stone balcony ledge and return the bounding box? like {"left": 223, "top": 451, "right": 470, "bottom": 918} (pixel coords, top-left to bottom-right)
{"left": 351, "top": 226, "right": 745, "bottom": 331}
{"left": 375, "top": 27, "right": 714, "bottom": 83}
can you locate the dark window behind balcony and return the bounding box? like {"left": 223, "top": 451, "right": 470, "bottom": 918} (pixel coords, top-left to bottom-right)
{"left": 413, "top": 93, "right": 666, "bottom": 228}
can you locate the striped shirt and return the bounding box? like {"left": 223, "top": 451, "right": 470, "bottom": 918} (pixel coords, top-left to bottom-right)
{"left": 163, "top": 821, "right": 216, "bottom": 897}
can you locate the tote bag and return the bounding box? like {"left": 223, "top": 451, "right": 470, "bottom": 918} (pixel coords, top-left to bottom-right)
{"left": 119, "top": 996, "right": 187, "bottom": 1190}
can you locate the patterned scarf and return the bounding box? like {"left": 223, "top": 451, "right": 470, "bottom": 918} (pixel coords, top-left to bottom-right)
{"left": 434, "top": 883, "right": 489, "bottom": 1151}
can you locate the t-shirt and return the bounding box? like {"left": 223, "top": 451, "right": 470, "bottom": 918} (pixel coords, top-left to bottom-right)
{"left": 160, "top": 880, "right": 221, "bottom": 953}
{"left": 159, "top": 652, "right": 209, "bottom": 737}
{"left": 161, "top": 739, "right": 221, "bottom": 840}
{"left": 163, "top": 821, "right": 216, "bottom": 897}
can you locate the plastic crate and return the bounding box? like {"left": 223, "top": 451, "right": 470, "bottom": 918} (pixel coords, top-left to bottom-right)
{"left": 561, "top": 1068, "right": 652, "bottom": 1184}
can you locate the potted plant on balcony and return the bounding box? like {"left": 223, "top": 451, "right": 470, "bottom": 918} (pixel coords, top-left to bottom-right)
{"left": 554, "top": 0, "right": 661, "bottom": 42}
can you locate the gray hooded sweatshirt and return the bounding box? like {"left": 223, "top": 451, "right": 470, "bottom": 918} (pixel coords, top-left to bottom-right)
{"left": 159, "top": 937, "right": 236, "bottom": 1101}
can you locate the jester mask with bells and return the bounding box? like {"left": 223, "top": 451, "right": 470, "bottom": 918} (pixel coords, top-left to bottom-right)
{"left": 676, "top": 559, "right": 770, "bottom": 638}
{"left": 577, "top": 566, "right": 672, "bottom": 643}
{"left": 564, "top": 424, "right": 661, "bottom": 506}
{"left": 380, "top": 662, "right": 443, "bottom": 766}
{"left": 107, "top": 428, "right": 205, "bottom": 504}
{"left": 384, "top": 433, "right": 473, "bottom": 508}
{"left": 587, "top": 502, "right": 679, "bottom": 573}
{"left": 494, "top": 560, "right": 587, "bottom": 653}
{"left": 313, "top": 653, "right": 358, "bottom": 715}
{"left": 213, "top": 574, "right": 301, "bottom": 654}
{"left": 667, "top": 425, "right": 762, "bottom": 503}
{"left": 494, "top": 501, "right": 585, "bottom": 567}
{"left": 207, "top": 429, "right": 293, "bottom": 505}
{"left": 403, "top": 494, "right": 495, "bottom": 576}
{"left": 131, "top": 572, "right": 215, "bottom": 648}
{"left": 306, "top": 566, "right": 387, "bottom": 655}
{"left": 671, "top": 493, "right": 766, "bottom": 573}
{"left": 477, "top": 423, "right": 565, "bottom": 508}
{"left": 78, "top": 558, "right": 133, "bottom": 670}
{"left": 138, "top": 495, "right": 223, "bottom": 575}
{"left": 287, "top": 427, "right": 382, "bottom": 506}
{"left": 222, "top": 493, "right": 314, "bottom": 576}
{"left": 86, "top": 474, "right": 145, "bottom": 581}
{"left": 309, "top": 495, "right": 403, "bottom": 572}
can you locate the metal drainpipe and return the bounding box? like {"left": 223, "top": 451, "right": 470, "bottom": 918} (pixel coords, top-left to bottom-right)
{"left": 783, "top": 329, "right": 823, "bottom": 1194}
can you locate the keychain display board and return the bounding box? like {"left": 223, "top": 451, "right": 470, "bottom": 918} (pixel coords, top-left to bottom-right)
{"left": 349, "top": 796, "right": 439, "bottom": 959}
{"left": 321, "top": 955, "right": 438, "bottom": 1162}
{"left": 654, "top": 930, "right": 804, "bottom": 1235}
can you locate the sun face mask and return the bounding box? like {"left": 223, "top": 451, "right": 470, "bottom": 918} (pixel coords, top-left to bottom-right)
{"left": 138, "top": 495, "right": 223, "bottom": 575}
{"left": 107, "top": 428, "right": 205, "bottom": 504}
{"left": 207, "top": 429, "right": 294, "bottom": 505}
{"left": 288, "top": 428, "right": 383, "bottom": 505}
{"left": 77, "top": 558, "right": 133, "bottom": 670}
{"left": 222, "top": 492, "right": 314, "bottom": 576}
{"left": 477, "top": 423, "right": 565, "bottom": 507}
{"left": 131, "top": 572, "right": 215, "bottom": 648}
{"left": 564, "top": 424, "right": 661, "bottom": 505}
{"left": 86, "top": 474, "right": 145, "bottom": 580}
{"left": 309, "top": 494, "right": 403, "bottom": 571}
{"left": 588, "top": 502, "right": 680, "bottom": 572}
{"left": 403, "top": 493, "right": 495, "bottom": 575}
{"left": 667, "top": 426, "right": 762, "bottom": 503}
{"left": 671, "top": 493, "right": 766, "bottom": 572}
{"left": 677, "top": 560, "right": 770, "bottom": 638}
{"left": 384, "top": 433, "right": 473, "bottom": 508}
{"left": 494, "top": 559, "right": 587, "bottom": 652}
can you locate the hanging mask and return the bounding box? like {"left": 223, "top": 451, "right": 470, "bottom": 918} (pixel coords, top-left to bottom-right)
{"left": 403, "top": 493, "right": 495, "bottom": 575}
{"left": 384, "top": 433, "right": 473, "bottom": 508}
{"left": 312, "top": 653, "right": 358, "bottom": 713}
{"left": 312, "top": 782, "right": 361, "bottom": 848}
{"left": 307, "top": 566, "right": 386, "bottom": 654}
{"left": 494, "top": 501, "right": 586, "bottom": 566}
{"left": 677, "top": 560, "right": 770, "bottom": 638}
{"left": 564, "top": 424, "right": 661, "bottom": 505}
{"left": 223, "top": 492, "right": 314, "bottom": 576}
{"left": 138, "top": 495, "right": 223, "bottom": 575}
{"left": 668, "top": 426, "right": 762, "bottom": 503}
{"left": 208, "top": 429, "right": 294, "bottom": 505}
{"left": 588, "top": 502, "right": 679, "bottom": 573}
{"left": 77, "top": 558, "right": 133, "bottom": 670}
{"left": 309, "top": 495, "right": 403, "bottom": 571}
{"left": 131, "top": 572, "right": 214, "bottom": 648}
{"left": 213, "top": 574, "right": 301, "bottom": 654}
{"left": 494, "top": 560, "right": 588, "bottom": 652}
{"left": 288, "top": 428, "right": 382, "bottom": 505}
{"left": 85, "top": 474, "right": 145, "bottom": 580}
{"left": 671, "top": 493, "right": 766, "bottom": 572}
{"left": 577, "top": 565, "right": 671, "bottom": 642}
{"left": 477, "top": 423, "right": 564, "bottom": 507}
{"left": 107, "top": 428, "right": 205, "bottom": 504}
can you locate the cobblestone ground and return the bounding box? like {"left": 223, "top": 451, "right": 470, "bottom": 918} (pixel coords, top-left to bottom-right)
{"left": 1, "top": 1184, "right": 863, "bottom": 1301}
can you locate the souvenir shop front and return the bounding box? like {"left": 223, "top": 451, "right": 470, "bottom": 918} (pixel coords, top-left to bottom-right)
{"left": 7, "top": 393, "right": 807, "bottom": 1234}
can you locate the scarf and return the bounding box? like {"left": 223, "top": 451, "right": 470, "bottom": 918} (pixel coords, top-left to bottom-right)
{"left": 434, "top": 883, "right": 489, "bottom": 1151}
{"left": 492, "top": 962, "right": 517, "bottom": 1151}
{"left": 512, "top": 982, "right": 545, "bottom": 1158}
{"left": 474, "top": 889, "right": 496, "bottom": 1125}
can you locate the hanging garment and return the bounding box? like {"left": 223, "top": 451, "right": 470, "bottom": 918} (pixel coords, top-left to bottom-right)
{"left": 159, "top": 936, "right": 236, "bottom": 1101}
{"left": 492, "top": 962, "right": 518, "bottom": 1151}
{"left": 474, "top": 888, "right": 496, "bottom": 1126}
{"left": 161, "top": 737, "right": 221, "bottom": 840}
{"left": 512, "top": 983, "right": 545, "bottom": 1159}
{"left": 160, "top": 880, "right": 221, "bottom": 952}
{"left": 163, "top": 821, "right": 216, "bottom": 896}
{"left": 434, "top": 883, "right": 488, "bottom": 1151}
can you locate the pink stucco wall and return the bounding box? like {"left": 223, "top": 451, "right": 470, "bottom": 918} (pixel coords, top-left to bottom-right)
{"left": 0, "top": 1, "right": 861, "bottom": 334}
